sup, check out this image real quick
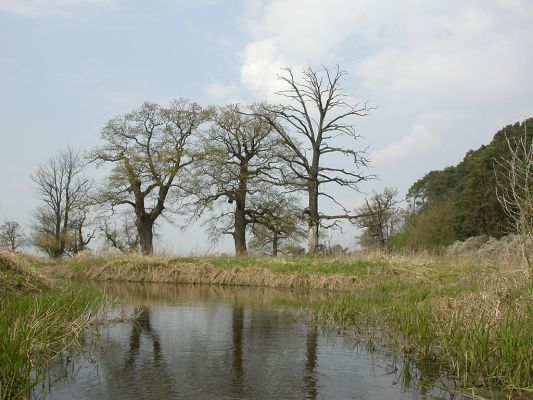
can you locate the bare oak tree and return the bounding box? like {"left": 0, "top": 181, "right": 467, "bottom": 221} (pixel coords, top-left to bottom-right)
{"left": 495, "top": 124, "right": 533, "bottom": 278}
{"left": 187, "top": 104, "right": 277, "bottom": 256}
{"left": 100, "top": 211, "right": 140, "bottom": 253}
{"left": 260, "top": 66, "right": 373, "bottom": 253}
{"left": 69, "top": 208, "right": 96, "bottom": 255}
{"left": 92, "top": 100, "right": 211, "bottom": 255}
{"left": 356, "top": 187, "right": 401, "bottom": 250}
{"left": 248, "top": 189, "right": 306, "bottom": 256}
{"left": 0, "top": 221, "right": 26, "bottom": 252}
{"left": 31, "top": 148, "right": 93, "bottom": 257}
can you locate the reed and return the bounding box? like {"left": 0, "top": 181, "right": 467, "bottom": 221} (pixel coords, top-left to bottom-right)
{"left": 307, "top": 255, "right": 533, "bottom": 396}
{"left": 0, "top": 251, "right": 108, "bottom": 399}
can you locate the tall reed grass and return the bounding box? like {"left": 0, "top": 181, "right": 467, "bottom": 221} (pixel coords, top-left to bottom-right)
{"left": 0, "top": 251, "right": 108, "bottom": 399}
{"left": 0, "top": 289, "right": 108, "bottom": 399}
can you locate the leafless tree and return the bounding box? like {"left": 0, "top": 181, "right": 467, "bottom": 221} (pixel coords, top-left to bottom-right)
{"left": 31, "top": 148, "right": 93, "bottom": 257}
{"left": 100, "top": 211, "right": 140, "bottom": 253}
{"left": 68, "top": 208, "right": 96, "bottom": 255}
{"left": 356, "top": 187, "right": 401, "bottom": 250}
{"left": 495, "top": 124, "right": 533, "bottom": 278}
{"left": 248, "top": 189, "right": 306, "bottom": 256}
{"left": 0, "top": 221, "right": 26, "bottom": 252}
{"left": 186, "top": 104, "right": 278, "bottom": 256}
{"left": 91, "top": 100, "right": 211, "bottom": 255}
{"left": 259, "top": 66, "right": 374, "bottom": 253}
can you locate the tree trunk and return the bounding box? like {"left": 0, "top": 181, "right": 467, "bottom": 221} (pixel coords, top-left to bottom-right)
{"left": 234, "top": 186, "right": 248, "bottom": 257}
{"left": 231, "top": 306, "right": 244, "bottom": 396}
{"left": 233, "top": 193, "right": 248, "bottom": 257}
{"left": 51, "top": 211, "right": 63, "bottom": 258}
{"left": 307, "top": 180, "right": 320, "bottom": 254}
{"left": 137, "top": 216, "right": 154, "bottom": 255}
{"left": 272, "top": 231, "right": 278, "bottom": 257}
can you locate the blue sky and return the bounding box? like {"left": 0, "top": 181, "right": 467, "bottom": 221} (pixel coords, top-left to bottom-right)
{"left": 1, "top": 0, "right": 532, "bottom": 253}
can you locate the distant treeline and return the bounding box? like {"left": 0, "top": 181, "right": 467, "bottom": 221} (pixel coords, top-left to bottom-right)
{"left": 390, "top": 118, "right": 533, "bottom": 250}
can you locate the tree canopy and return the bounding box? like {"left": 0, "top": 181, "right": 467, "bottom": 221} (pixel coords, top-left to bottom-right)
{"left": 91, "top": 99, "right": 211, "bottom": 255}
{"left": 395, "top": 119, "right": 533, "bottom": 250}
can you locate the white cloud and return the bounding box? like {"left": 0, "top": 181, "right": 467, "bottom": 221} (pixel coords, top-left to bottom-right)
{"left": 240, "top": 39, "right": 288, "bottom": 100}
{"left": 373, "top": 124, "right": 440, "bottom": 165}
{"left": 241, "top": 0, "right": 533, "bottom": 100}
{"left": 240, "top": 1, "right": 533, "bottom": 103}
{"left": 239, "top": 0, "right": 364, "bottom": 100}
{"left": 353, "top": 3, "right": 533, "bottom": 108}
{"left": 0, "top": 0, "right": 118, "bottom": 17}
{"left": 202, "top": 82, "right": 238, "bottom": 101}
{"left": 238, "top": 0, "right": 533, "bottom": 183}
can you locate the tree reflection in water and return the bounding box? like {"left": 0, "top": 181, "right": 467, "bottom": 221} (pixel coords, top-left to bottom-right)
{"left": 117, "top": 305, "right": 175, "bottom": 399}
{"left": 303, "top": 324, "right": 318, "bottom": 400}
{"left": 40, "top": 283, "right": 458, "bottom": 400}
{"left": 232, "top": 304, "right": 245, "bottom": 397}
{"left": 126, "top": 306, "right": 162, "bottom": 366}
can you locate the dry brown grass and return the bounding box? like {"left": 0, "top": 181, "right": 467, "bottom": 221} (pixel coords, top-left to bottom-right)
{"left": 66, "top": 254, "right": 366, "bottom": 290}
{"left": 0, "top": 250, "right": 52, "bottom": 298}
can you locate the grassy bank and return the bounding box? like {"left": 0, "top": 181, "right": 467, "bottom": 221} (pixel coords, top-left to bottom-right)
{"left": 47, "top": 252, "right": 532, "bottom": 397}
{"left": 0, "top": 251, "right": 107, "bottom": 400}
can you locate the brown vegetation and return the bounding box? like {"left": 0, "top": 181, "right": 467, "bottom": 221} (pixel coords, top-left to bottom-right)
{"left": 65, "top": 255, "right": 365, "bottom": 290}
{"left": 0, "top": 250, "right": 52, "bottom": 298}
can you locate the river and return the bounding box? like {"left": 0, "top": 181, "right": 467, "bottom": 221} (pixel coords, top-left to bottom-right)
{"left": 35, "top": 283, "right": 458, "bottom": 400}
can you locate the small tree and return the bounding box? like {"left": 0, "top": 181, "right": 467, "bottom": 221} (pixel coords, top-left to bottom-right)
{"left": 69, "top": 207, "right": 96, "bottom": 255}
{"left": 31, "top": 148, "right": 93, "bottom": 257}
{"left": 92, "top": 100, "right": 211, "bottom": 255}
{"left": 248, "top": 189, "right": 306, "bottom": 256}
{"left": 0, "top": 221, "right": 26, "bottom": 252}
{"left": 100, "top": 211, "right": 140, "bottom": 253}
{"left": 495, "top": 124, "right": 533, "bottom": 277}
{"left": 260, "top": 66, "right": 373, "bottom": 254}
{"left": 356, "top": 188, "right": 401, "bottom": 250}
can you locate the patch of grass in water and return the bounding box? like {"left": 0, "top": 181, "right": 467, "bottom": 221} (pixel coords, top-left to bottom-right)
{"left": 0, "top": 287, "right": 106, "bottom": 399}
{"left": 0, "top": 250, "right": 107, "bottom": 400}
{"left": 307, "top": 264, "right": 533, "bottom": 397}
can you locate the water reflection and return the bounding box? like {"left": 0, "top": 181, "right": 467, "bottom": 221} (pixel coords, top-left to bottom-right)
{"left": 231, "top": 305, "right": 245, "bottom": 398}
{"left": 304, "top": 324, "right": 318, "bottom": 400}
{"left": 38, "top": 283, "right": 459, "bottom": 400}
{"left": 127, "top": 306, "right": 162, "bottom": 366}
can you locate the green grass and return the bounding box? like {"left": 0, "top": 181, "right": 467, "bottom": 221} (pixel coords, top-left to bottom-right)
{"left": 0, "top": 251, "right": 107, "bottom": 400}
{"left": 0, "top": 289, "right": 104, "bottom": 399}
{"left": 65, "top": 254, "right": 386, "bottom": 276}
{"left": 205, "top": 255, "right": 385, "bottom": 275}
{"left": 304, "top": 257, "right": 533, "bottom": 396}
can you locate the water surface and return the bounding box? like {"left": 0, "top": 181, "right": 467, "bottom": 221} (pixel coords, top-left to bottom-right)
{"left": 37, "top": 283, "right": 458, "bottom": 400}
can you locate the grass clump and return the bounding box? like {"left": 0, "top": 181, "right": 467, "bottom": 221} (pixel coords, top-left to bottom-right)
{"left": 0, "top": 250, "right": 51, "bottom": 297}
{"left": 307, "top": 254, "right": 533, "bottom": 396}
{"left": 0, "top": 251, "right": 107, "bottom": 399}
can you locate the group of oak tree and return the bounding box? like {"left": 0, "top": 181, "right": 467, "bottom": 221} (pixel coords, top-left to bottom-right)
{"left": 25, "top": 66, "right": 375, "bottom": 257}
{"left": 2, "top": 66, "right": 531, "bottom": 258}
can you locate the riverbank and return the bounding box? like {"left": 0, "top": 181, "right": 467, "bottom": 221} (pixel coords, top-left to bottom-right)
{"left": 0, "top": 250, "right": 107, "bottom": 400}
{"left": 39, "top": 252, "right": 532, "bottom": 397}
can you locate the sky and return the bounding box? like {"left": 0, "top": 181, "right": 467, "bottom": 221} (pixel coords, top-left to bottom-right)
{"left": 1, "top": 0, "right": 532, "bottom": 254}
